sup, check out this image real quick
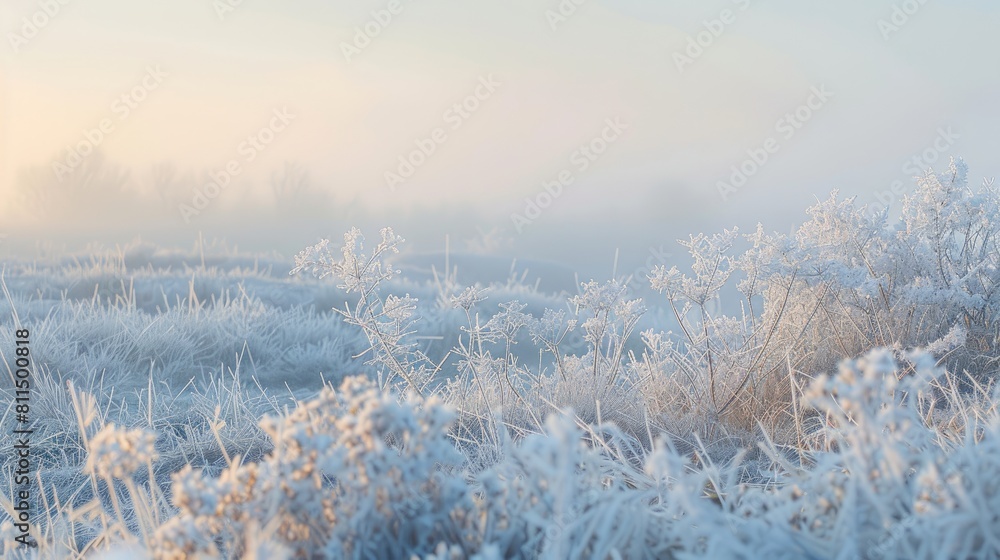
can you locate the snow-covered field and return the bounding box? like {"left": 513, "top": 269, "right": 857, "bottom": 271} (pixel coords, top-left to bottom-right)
{"left": 2, "top": 160, "right": 1000, "bottom": 558}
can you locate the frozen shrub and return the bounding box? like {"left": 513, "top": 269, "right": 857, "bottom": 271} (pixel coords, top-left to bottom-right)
{"left": 640, "top": 158, "right": 1000, "bottom": 437}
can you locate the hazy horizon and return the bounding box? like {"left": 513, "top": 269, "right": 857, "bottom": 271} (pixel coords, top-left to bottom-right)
{"left": 2, "top": 0, "right": 998, "bottom": 278}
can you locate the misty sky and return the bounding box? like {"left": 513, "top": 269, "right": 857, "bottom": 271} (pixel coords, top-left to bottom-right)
{"left": 1, "top": 0, "right": 998, "bottom": 275}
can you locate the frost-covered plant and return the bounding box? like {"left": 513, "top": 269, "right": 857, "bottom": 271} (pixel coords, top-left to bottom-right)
{"left": 292, "top": 227, "right": 437, "bottom": 395}
{"left": 85, "top": 424, "right": 159, "bottom": 480}
{"left": 639, "top": 158, "right": 999, "bottom": 439}
{"left": 570, "top": 280, "right": 646, "bottom": 399}
{"left": 770, "top": 158, "right": 999, "bottom": 379}
{"left": 149, "top": 376, "right": 481, "bottom": 559}
{"left": 438, "top": 277, "right": 651, "bottom": 451}
{"left": 642, "top": 224, "right": 819, "bottom": 442}
{"left": 79, "top": 422, "right": 164, "bottom": 551}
